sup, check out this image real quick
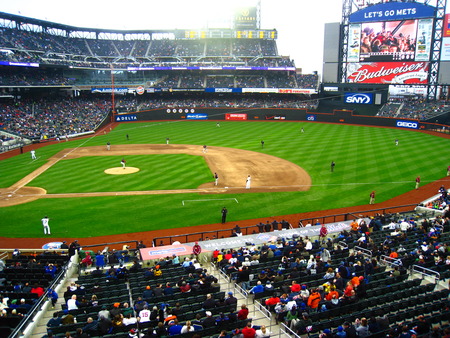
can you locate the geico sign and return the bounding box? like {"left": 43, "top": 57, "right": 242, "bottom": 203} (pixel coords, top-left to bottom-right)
{"left": 396, "top": 121, "right": 418, "bottom": 128}
{"left": 345, "top": 93, "right": 372, "bottom": 104}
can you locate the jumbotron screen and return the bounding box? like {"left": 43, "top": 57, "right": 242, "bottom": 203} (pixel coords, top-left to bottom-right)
{"left": 347, "top": 18, "right": 433, "bottom": 63}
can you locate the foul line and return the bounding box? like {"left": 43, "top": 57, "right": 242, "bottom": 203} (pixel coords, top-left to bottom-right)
{"left": 182, "top": 198, "right": 239, "bottom": 206}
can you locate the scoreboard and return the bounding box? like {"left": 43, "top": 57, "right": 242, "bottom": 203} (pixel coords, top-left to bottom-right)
{"left": 180, "top": 29, "right": 277, "bottom": 40}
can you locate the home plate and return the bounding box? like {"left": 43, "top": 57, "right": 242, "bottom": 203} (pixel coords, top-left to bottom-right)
{"left": 104, "top": 167, "right": 140, "bottom": 175}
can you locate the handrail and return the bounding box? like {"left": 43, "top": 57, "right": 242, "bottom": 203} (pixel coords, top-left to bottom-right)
{"left": 354, "top": 246, "right": 372, "bottom": 259}
{"left": 280, "top": 322, "right": 301, "bottom": 338}
{"left": 254, "top": 299, "right": 271, "bottom": 320}
{"left": 337, "top": 241, "right": 349, "bottom": 249}
{"left": 9, "top": 261, "right": 70, "bottom": 337}
{"left": 411, "top": 264, "right": 440, "bottom": 284}
{"left": 380, "top": 254, "right": 403, "bottom": 268}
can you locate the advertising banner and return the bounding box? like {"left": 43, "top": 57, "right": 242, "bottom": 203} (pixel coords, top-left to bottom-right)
{"left": 92, "top": 88, "right": 128, "bottom": 94}
{"left": 441, "top": 37, "right": 450, "bottom": 61}
{"left": 186, "top": 113, "right": 208, "bottom": 120}
{"left": 348, "top": 24, "right": 362, "bottom": 63}
{"left": 347, "top": 62, "right": 428, "bottom": 84}
{"left": 115, "top": 114, "right": 137, "bottom": 122}
{"left": 234, "top": 7, "right": 257, "bottom": 30}
{"left": 415, "top": 19, "right": 433, "bottom": 61}
{"left": 396, "top": 120, "right": 419, "bottom": 129}
{"left": 344, "top": 93, "right": 374, "bottom": 104}
{"left": 349, "top": 2, "right": 435, "bottom": 23}
{"left": 444, "top": 14, "right": 450, "bottom": 37}
{"left": 225, "top": 113, "right": 248, "bottom": 121}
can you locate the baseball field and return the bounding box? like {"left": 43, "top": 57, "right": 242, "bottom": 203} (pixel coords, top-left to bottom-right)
{"left": 0, "top": 120, "right": 449, "bottom": 241}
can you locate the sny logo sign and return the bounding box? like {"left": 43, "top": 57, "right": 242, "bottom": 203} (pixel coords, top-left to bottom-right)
{"left": 344, "top": 93, "right": 373, "bottom": 104}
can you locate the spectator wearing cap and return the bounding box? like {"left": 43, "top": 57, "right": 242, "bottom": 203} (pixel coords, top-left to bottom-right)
{"left": 110, "top": 302, "right": 121, "bottom": 317}
{"left": 225, "top": 291, "right": 237, "bottom": 306}
{"left": 335, "top": 326, "right": 346, "bottom": 337}
{"left": 342, "top": 321, "right": 357, "bottom": 338}
{"left": 168, "top": 318, "right": 183, "bottom": 336}
{"left": 257, "top": 270, "right": 268, "bottom": 283}
{"left": 299, "top": 284, "right": 310, "bottom": 300}
{"left": 98, "top": 305, "right": 110, "bottom": 320}
{"left": 294, "top": 312, "right": 313, "bottom": 334}
{"left": 202, "top": 311, "right": 216, "bottom": 328}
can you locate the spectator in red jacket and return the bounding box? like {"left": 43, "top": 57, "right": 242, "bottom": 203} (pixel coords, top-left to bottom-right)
{"left": 241, "top": 322, "right": 256, "bottom": 338}
{"left": 237, "top": 304, "right": 249, "bottom": 320}
{"left": 31, "top": 283, "right": 45, "bottom": 298}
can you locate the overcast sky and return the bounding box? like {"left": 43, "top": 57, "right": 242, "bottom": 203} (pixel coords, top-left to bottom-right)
{"left": 0, "top": 0, "right": 343, "bottom": 73}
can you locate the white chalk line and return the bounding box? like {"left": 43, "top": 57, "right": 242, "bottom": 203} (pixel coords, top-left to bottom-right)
{"left": 12, "top": 134, "right": 99, "bottom": 194}
{"left": 182, "top": 198, "right": 238, "bottom": 206}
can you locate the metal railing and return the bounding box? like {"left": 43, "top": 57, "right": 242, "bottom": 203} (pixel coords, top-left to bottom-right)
{"left": 380, "top": 254, "right": 403, "bottom": 268}
{"left": 9, "top": 260, "right": 71, "bottom": 338}
{"left": 254, "top": 299, "right": 271, "bottom": 319}
{"left": 354, "top": 246, "right": 372, "bottom": 259}
{"left": 279, "top": 322, "right": 301, "bottom": 338}
{"left": 152, "top": 204, "right": 418, "bottom": 246}
{"left": 411, "top": 264, "right": 441, "bottom": 284}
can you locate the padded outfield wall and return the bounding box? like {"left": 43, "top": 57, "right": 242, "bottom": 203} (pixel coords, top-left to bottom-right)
{"left": 114, "top": 107, "right": 450, "bottom": 130}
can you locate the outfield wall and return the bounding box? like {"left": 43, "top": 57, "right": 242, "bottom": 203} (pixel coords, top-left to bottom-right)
{"left": 115, "top": 107, "right": 450, "bottom": 130}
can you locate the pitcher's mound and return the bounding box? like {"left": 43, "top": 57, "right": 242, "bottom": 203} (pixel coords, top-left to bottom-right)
{"left": 104, "top": 167, "right": 140, "bottom": 175}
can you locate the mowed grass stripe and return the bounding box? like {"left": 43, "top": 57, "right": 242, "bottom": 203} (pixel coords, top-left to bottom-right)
{"left": 27, "top": 155, "right": 212, "bottom": 193}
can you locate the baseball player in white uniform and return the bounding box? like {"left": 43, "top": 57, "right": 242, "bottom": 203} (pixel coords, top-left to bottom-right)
{"left": 246, "top": 175, "right": 251, "bottom": 189}
{"left": 214, "top": 173, "right": 219, "bottom": 186}
{"left": 31, "top": 149, "right": 36, "bottom": 160}
{"left": 42, "top": 216, "right": 50, "bottom": 235}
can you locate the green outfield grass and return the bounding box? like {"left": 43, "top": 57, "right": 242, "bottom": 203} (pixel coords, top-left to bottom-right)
{"left": 0, "top": 120, "right": 448, "bottom": 238}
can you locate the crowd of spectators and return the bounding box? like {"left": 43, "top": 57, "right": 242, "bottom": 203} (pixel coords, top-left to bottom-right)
{"left": 134, "top": 96, "right": 319, "bottom": 110}
{"left": 213, "top": 208, "right": 450, "bottom": 336}
{"left": 0, "top": 251, "right": 69, "bottom": 322}
{"left": 0, "top": 97, "right": 110, "bottom": 139}
{"left": 377, "top": 97, "right": 450, "bottom": 121}
{"left": 0, "top": 68, "right": 318, "bottom": 90}
{"left": 0, "top": 27, "right": 288, "bottom": 70}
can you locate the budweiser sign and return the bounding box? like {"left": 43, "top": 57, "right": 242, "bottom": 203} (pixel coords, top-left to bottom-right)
{"left": 347, "top": 62, "right": 429, "bottom": 84}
